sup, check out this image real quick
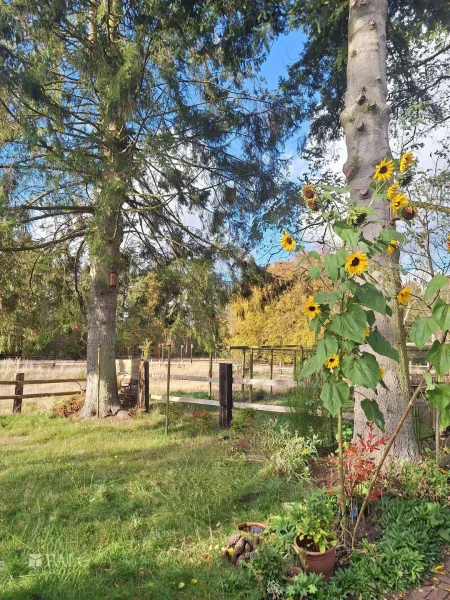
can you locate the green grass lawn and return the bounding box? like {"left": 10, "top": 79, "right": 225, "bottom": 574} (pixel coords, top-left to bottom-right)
{"left": 0, "top": 410, "right": 305, "bottom": 599}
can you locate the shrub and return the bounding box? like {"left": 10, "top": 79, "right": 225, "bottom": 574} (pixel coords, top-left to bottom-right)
{"left": 385, "top": 455, "right": 450, "bottom": 503}
{"left": 258, "top": 420, "right": 319, "bottom": 481}
{"left": 231, "top": 408, "right": 258, "bottom": 433}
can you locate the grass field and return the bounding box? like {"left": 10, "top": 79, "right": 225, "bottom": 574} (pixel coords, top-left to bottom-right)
{"left": 0, "top": 409, "right": 307, "bottom": 599}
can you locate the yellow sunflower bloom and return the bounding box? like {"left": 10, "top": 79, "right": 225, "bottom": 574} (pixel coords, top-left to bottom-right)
{"left": 380, "top": 367, "right": 385, "bottom": 379}
{"left": 280, "top": 230, "right": 296, "bottom": 252}
{"left": 397, "top": 286, "right": 412, "bottom": 305}
{"left": 302, "top": 296, "right": 321, "bottom": 319}
{"left": 345, "top": 252, "right": 369, "bottom": 276}
{"left": 365, "top": 327, "right": 371, "bottom": 338}
{"left": 386, "top": 240, "right": 399, "bottom": 255}
{"left": 325, "top": 354, "right": 340, "bottom": 369}
{"left": 391, "top": 193, "right": 409, "bottom": 213}
{"left": 373, "top": 158, "right": 394, "bottom": 182}
{"left": 400, "top": 151, "right": 414, "bottom": 173}
{"left": 387, "top": 183, "right": 400, "bottom": 200}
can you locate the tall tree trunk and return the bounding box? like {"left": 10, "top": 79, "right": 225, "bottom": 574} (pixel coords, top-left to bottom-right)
{"left": 79, "top": 211, "right": 123, "bottom": 418}
{"left": 340, "top": 0, "right": 419, "bottom": 461}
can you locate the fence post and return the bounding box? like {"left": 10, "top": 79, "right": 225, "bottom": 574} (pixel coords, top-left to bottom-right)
{"left": 219, "top": 363, "right": 233, "bottom": 428}
{"left": 241, "top": 348, "right": 246, "bottom": 397}
{"left": 249, "top": 348, "right": 254, "bottom": 402}
{"left": 270, "top": 348, "right": 274, "bottom": 396}
{"left": 13, "top": 372, "right": 24, "bottom": 414}
{"left": 165, "top": 345, "right": 171, "bottom": 435}
{"left": 144, "top": 360, "right": 149, "bottom": 412}
{"left": 139, "top": 360, "right": 145, "bottom": 408}
{"left": 209, "top": 351, "right": 213, "bottom": 400}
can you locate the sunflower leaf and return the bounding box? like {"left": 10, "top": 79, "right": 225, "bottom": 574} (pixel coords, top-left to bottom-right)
{"left": 410, "top": 317, "right": 439, "bottom": 350}
{"left": 354, "top": 282, "right": 387, "bottom": 315}
{"left": 427, "top": 341, "right": 450, "bottom": 377}
{"left": 328, "top": 304, "right": 367, "bottom": 343}
{"left": 367, "top": 330, "right": 399, "bottom": 361}
{"left": 299, "top": 355, "right": 321, "bottom": 379}
{"left": 320, "top": 380, "right": 351, "bottom": 416}
{"left": 361, "top": 399, "right": 385, "bottom": 431}
{"left": 423, "top": 275, "right": 448, "bottom": 303}
{"left": 432, "top": 299, "right": 450, "bottom": 330}
{"left": 379, "top": 229, "right": 405, "bottom": 243}
{"left": 316, "top": 336, "right": 339, "bottom": 364}
{"left": 341, "top": 353, "right": 380, "bottom": 391}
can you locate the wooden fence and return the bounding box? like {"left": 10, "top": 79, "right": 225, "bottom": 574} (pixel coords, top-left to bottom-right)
{"left": 0, "top": 375, "right": 87, "bottom": 414}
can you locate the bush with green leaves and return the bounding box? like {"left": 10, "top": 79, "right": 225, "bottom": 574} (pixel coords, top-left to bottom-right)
{"left": 329, "top": 498, "right": 450, "bottom": 599}
{"left": 385, "top": 454, "right": 450, "bottom": 503}
{"left": 288, "top": 488, "right": 338, "bottom": 553}
{"left": 258, "top": 420, "right": 320, "bottom": 481}
{"left": 248, "top": 543, "right": 285, "bottom": 596}
{"left": 248, "top": 497, "right": 450, "bottom": 600}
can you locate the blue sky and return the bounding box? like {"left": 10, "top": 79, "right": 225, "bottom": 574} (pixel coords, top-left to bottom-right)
{"left": 254, "top": 29, "right": 308, "bottom": 265}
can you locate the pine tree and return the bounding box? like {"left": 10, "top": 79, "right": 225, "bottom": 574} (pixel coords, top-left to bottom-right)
{"left": 0, "top": 0, "right": 293, "bottom": 416}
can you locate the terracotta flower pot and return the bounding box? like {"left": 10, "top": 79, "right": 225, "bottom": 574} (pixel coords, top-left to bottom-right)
{"left": 294, "top": 535, "right": 336, "bottom": 581}
{"left": 237, "top": 522, "right": 266, "bottom": 535}
{"left": 283, "top": 566, "right": 302, "bottom": 584}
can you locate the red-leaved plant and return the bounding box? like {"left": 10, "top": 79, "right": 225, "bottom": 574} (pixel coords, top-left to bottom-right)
{"left": 329, "top": 423, "right": 387, "bottom": 510}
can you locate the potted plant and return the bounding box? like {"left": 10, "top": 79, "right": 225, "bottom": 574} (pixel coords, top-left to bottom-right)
{"left": 291, "top": 490, "right": 338, "bottom": 580}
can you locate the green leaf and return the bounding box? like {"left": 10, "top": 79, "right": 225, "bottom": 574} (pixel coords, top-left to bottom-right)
{"left": 333, "top": 222, "right": 359, "bottom": 248}
{"left": 424, "top": 274, "right": 448, "bottom": 302}
{"left": 424, "top": 372, "right": 435, "bottom": 391}
{"left": 367, "top": 330, "right": 399, "bottom": 361}
{"left": 354, "top": 282, "right": 387, "bottom": 315}
{"left": 315, "top": 292, "right": 330, "bottom": 304}
{"left": 410, "top": 317, "right": 438, "bottom": 350}
{"left": 361, "top": 399, "right": 385, "bottom": 431}
{"left": 427, "top": 384, "right": 450, "bottom": 410}
{"left": 342, "top": 280, "right": 358, "bottom": 293}
{"left": 379, "top": 229, "right": 405, "bottom": 243}
{"left": 341, "top": 353, "right": 380, "bottom": 391}
{"left": 324, "top": 254, "right": 340, "bottom": 282}
{"left": 308, "top": 265, "right": 322, "bottom": 280}
{"left": 427, "top": 341, "right": 450, "bottom": 377}
{"left": 365, "top": 310, "right": 376, "bottom": 327}
{"left": 308, "top": 251, "right": 321, "bottom": 260}
{"left": 328, "top": 304, "right": 367, "bottom": 343}
{"left": 329, "top": 291, "right": 343, "bottom": 309}
{"left": 299, "top": 355, "right": 320, "bottom": 379}
{"left": 320, "top": 380, "right": 351, "bottom": 416}
{"left": 316, "top": 336, "right": 339, "bottom": 364}
{"left": 432, "top": 299, "right": 450, "bottom": 330}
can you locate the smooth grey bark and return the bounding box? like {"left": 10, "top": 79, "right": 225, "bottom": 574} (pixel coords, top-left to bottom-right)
{"left": 341, "top": 0, "right": 419, "bottom": 461}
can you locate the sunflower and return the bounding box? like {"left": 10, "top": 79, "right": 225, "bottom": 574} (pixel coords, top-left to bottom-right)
{"left": 325, "top": 354, "right": 340, "bottom": 369}
{"left": 302, "top": 296, "right": 321, "bottom": 319}
{"left": 345, "top": 252, "right": 369, "bottom": 276}
{"left": 365, "top": 327, "right": 371, "bottom": 338}
{"left": 391, "top": 193, "right": 409, "bottom": 213}
{"left": 400, "top": 151, "right": 414, "bottom": 173}
{"left": 397, "top": 286, "right": 412, "bottom": 305}
{"left": 301, "top": 184, "right": 318, "bottom": 202}
{"left": 373, "top": 158, "right": 394, "bottom": 182}
{"left": 380, "top": 367, "right": 385, "bottom": 379}
{"left": 280, "top": 230, "right": 296, "bottom": 252}
{"left": 386, "top": 240, "right": 399, "bottom": 255}
{"left": 387, "top": 183, "right": 400, "bottom": 200}
{"left": 447, "top": 236, "right": 450, "bottom": 252}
